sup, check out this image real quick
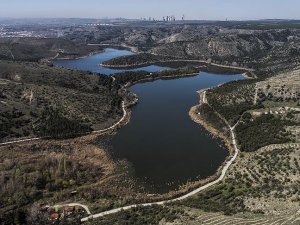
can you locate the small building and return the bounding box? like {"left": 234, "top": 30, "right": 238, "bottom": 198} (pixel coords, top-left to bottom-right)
{"left": 252, "top": 112, "right": 263, "bottom": 116}
{"left": 70, "top": 191, "right": 78, "bottom": 196}
{"left": 48, "top": 213, "right": 60, "bottom": 221}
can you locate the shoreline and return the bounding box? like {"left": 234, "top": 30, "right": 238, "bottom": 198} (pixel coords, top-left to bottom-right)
{"left": 0, "top": 72, "right": 199, "bottom": 146}
{"left": 0, "top": 71, "right": 236, "bottom": 195}
{"left": 100, "top": 59, "right": 255, "bottom": 77}
{"left": 81, "top": 87, "right": 241, "bottom": 222}
{"left": 0, "top": 46, "right": 247, "bottom": 220}
{"left": 100, "top": 59, "right": 244, "bottom": 69}
{"left": 54, "top": 49, "right": 105, "bottom": 60}
{"left": 87, "top": 43, "right": 142, "bottom": 54}
{"left": 189, "top": 105, "right": 234, "bottom": 160}
{"left": 97, "top": 77, "right": 235, "bottom": 198}
{"left": 82, "top": 79, "right": 242, "bottom": 219}
{"left": 0, "top": 67, "right": 242, "bottom": 222}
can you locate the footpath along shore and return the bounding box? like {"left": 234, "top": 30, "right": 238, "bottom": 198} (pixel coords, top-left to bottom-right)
{"left": 81, "top": 89, "right": 241, "bottom": 222}
{"left": 0, "top": 62, "right": 247, "bottom": 223}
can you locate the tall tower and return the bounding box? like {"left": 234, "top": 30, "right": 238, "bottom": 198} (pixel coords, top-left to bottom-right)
{"left": 182, "top": 14, "right": 185, "bottom": 21}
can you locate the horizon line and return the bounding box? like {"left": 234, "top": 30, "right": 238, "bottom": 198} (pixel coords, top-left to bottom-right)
{"left": 1, "top": 17, "right": 300, "bottom": 22}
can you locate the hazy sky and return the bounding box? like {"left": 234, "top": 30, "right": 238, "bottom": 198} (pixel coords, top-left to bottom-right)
{"left": 1, "top": 0, "right": 299, "bottom": 20}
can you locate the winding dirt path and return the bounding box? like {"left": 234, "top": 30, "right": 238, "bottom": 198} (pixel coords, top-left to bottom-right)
{"left": 0, "top": 64, "right": 243, "bottom": 223}
{"left": 0, "top": 101, "right": 127, "bottom": 147}
{"left": 0, "top": 85, "right": 242, "bottom": 224}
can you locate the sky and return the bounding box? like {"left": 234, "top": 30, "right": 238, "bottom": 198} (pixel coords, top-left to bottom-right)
{"left": 1, "top": 0, "right": 300, "bottom": 21}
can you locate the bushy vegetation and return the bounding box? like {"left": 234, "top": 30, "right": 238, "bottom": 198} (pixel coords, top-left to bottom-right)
{"left": 0, "top": 109, "right": 31, "bottom": 139}
{"left": 113, "top": 66, "right": 199, "bottom": 86}
{"left": 181, "top": 144, "right": 300, "bottom": 216}
{"left": 35, "top": 107, "right": 92, "bottom": 139}
{"left": 198, "top": 104, "right": 230, "bottom": 137}
{"left": 181, "top": 183, "right": 247, "bottom": 215}
{"left": 207, "top": 79, "right": 260, "bottom": 125}
{"left": 235, "top": 114, "right": 294, "bottom": 152}
{"left": 102, "top": 53, "right": 176, "bottom": 67}
{"left": 0, "top": 61, "right": 121, "bottom": 141}
{"left": 103, "top": 53, "right": 248, "bottom": 75}
{"left": 0, "top": 61, "right": 113, "bottom": 92}
{"left": 207, "top": 64, "right": 249, "bottom": 75}
{"left": 86, "top": 205, "right": 181, "bottom": 225}
{"left": 0, "top": 150, "right": 104, "bottom": 224}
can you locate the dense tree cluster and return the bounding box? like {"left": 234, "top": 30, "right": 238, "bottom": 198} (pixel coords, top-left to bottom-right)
{"left": 207, "top": 79, "right": 260, "bottom": 125}
{"left": 113, "top": 66, "right": 199, "bottom": 86}
{"left": 35, "top": 107, "right": 92, "bottom": 139}
{"left": 181, "top": 183, "right": 247, "bottom": 215}
{"left": 85, "top": 205, "right": 181, "bottom": 225}
{"left": 198, "top": 104, "right": 230, "bottom": 137}
{"left": 236, "top": 114, "right": 293, "bottom": 152}
{"left": 102, "top": 53, "right": 176, "bottom": 67}
{"left": 0, "top": 109, "right": 31, "bottom": 139}
{"left": 0, "top": 61, "right": 121, "bottom": 141}
{"left": 0, "top": 153, "right": 103, "bottom": 224}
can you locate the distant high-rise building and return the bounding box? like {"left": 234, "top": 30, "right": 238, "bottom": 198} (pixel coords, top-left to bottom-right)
{"left": 162, "top": 15, "right": 177, "bottom": 22}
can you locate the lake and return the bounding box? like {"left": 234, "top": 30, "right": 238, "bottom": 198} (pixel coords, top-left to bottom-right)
{"left": 54, "top": 48, "right": 244, "bottom": 193}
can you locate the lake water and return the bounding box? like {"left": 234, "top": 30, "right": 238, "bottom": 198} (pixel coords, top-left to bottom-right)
{"left": 54, "top": 48, "right": 244, "bottom": 193}
{"left": 54, "top": 48, "right": 167, "bottom": 75}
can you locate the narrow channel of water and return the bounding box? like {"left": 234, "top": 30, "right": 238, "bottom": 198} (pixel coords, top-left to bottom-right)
{"left": 54, "top": 48, "right": 244, "bottom": 193}
{"left": 54, "top": 48, "right": 167, "bottom": 75}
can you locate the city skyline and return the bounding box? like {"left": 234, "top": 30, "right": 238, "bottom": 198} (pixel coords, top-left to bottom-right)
{"left": 1, "top": 0, "right": 300, "bottom": 20}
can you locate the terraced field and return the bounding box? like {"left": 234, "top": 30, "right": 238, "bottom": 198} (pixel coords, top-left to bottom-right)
{"left": 168, "top": 208, "right": 300, "bottom": 225}
{"left": 256, "top": 68, "right": 300, "bottom": 103}
{"left": 165, "top": 69, "right": 300, "bottom": 225}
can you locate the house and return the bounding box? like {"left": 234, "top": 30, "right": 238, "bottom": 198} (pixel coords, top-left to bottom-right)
{"left": 70, "top": 191, "right": 78, "bottom": 196}
{"left": 48, "top": 213, "right": 60, "bottom": 221}
{"left": 252, "top": 111, "right": 263, "bottom": 116}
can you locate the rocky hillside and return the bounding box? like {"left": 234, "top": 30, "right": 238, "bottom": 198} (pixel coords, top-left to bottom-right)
{"left": 256, "top": 69, "right": 300, "bottom": 102}
{"left": 84, "top": 25, "right": 300, "bottom": 75}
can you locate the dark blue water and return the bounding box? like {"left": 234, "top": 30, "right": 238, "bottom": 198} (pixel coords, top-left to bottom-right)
{"left": 54, "top": 48, "right": 168, "bottom": 75}
{"left": 113, "top": 73, "right": 244, "bottom": 192}
{"left": 54, "top": 48, "right": 244, "bottom": 193}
